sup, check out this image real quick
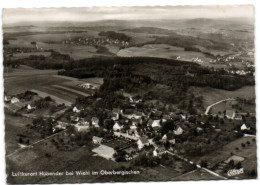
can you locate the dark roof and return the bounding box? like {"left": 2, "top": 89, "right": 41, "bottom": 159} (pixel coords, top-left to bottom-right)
{"left": 139, "top": 137, "right": 149, "bottom": 144}
{"left": 153, "top": 111, "right": 162, "bottom": 117}
{"left": 133, "top": 111, "right": 142, "bottom": 116}
{"left": 124, "top": 109, "right": 134, "bottom": 114}
{"left": 147, "top": 119, "right": 154, "bottom": 126}
{"left": 112, "top": 108, "right": 121, "bottom": 114}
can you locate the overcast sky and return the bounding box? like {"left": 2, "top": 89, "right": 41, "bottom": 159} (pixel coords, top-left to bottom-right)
{"left": 3, "top": 5, "right": 254, "bottom": 24}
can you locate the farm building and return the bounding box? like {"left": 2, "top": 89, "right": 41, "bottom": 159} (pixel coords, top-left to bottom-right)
{"left": 137, "top": 137, "right": 150, "bottom": 150}
{"left": 11, "top": 97, "right": 20, "bottom": 104}
{"left": 92, "top": 136, "right": 103, "bottom": 144}
{"left": 153, "top": 148, "right": 159, "bottom": 157}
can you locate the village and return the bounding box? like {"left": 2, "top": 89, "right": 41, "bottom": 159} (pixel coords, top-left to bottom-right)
{"left": 4, "top": 83, "right": 256, "bottom": 178}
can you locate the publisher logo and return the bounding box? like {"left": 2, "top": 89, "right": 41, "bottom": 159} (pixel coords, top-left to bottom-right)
{"left": 227, "top": 168, "right": 244, "bottom": 176}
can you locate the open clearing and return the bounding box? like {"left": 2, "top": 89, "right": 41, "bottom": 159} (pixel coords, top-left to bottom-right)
{"left": 4, "top": 111, "right": 40, "bottom": 155}
{"left": 117, "top": 44, "right": 213, "bottom": 64}
{"left": 190, "top": 86, "right": 255, "bottom": 108}
{"left": 92, "top": 145, "right": 115, "bottom": 160}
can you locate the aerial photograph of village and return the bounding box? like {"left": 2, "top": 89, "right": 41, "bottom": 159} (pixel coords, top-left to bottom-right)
{"left": 2, "top": 5, "right": 256, "bottom": 184}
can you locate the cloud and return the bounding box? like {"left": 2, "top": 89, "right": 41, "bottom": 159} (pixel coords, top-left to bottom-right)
{"left": 3, "top": 5, "right": 254, "bottom": 24}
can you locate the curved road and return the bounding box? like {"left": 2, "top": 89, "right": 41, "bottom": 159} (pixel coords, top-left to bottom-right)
{"left": 204, "top": 98, "right": 236, "bottom": 115}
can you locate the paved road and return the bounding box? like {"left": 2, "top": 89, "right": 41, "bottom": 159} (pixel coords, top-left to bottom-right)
{"left": 204, "top": 98, "right": 236, "bottom": 115}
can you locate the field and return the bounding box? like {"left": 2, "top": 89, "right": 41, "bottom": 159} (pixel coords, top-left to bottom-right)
{"left": 117, "top": 44, "right": 213, "bottom": 64}
{"left": 6, "top": 131, "right": 121, "bottom": 184}
{"left": 190, "top": 86, "right": 255, "bottom": 108}
{"left": 4, "top": 65, "right": 103, "bottom": 106}
{"left": 191, "top": 136, "right": 257, "bottom": 174}
{"left": 4, "top": 111, "right": 41, "bottom": 155}
{"left": 172, "top": 168, "right": 223, "bottom": 181}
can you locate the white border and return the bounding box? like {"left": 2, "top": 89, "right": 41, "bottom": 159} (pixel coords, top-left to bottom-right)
{"left": 0, "top": 1, "right": 259, "bottom": 185}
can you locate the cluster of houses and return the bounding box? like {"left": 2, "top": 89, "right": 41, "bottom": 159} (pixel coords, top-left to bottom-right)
{"left": 62, "top": 37, "right": 129, "bottom": 47}
{"left": 77, "top": 83, "right": 98, "bottom": 90}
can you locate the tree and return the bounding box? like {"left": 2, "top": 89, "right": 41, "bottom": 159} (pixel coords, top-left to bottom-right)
{"left": 19, "top": 137, "right": 23, "bottom": 143}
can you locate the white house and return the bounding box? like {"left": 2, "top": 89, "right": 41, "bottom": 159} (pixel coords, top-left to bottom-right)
{"left": 160, "top": 134, "right": 167, "bottom": 143}
{"left": 241, "top": 124, "right": 249, "bottom": 131}
{"left": 75, "top": 120, "right": 89, "bottom": 132}
{"left": 113, "top": 122, "right": 123, "bottom": 131}
{"left": 153, "top": 148, "right": 159, "bottom": 157}
{"left": 137, "top": 137, "right": 150, "bottom": 150}
{"left": 92, "top": 136, "right": 103, "bottom": 144}
{"left": 4, "top": 95, "right": 11, "bottom": 102}
{"left": 11, "top": 97, "right": 19, "bottom": 104}
{"left": 73, "top": 105, "right": 83, "bottom": 113}
{"left": 91, "top": 117, "right": 99, "bottom": 127}
{"left": 27, "top": 104, "right": 36, "bottom": 110}
{"left": 148, "top": 119, "right": 161, "bottom": 128}
{"left": 174, "top": 126, "right": 183, "bottom": 135}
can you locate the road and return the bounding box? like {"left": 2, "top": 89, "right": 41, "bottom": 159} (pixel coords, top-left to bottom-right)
{"left": 164, "top": 151, "right": 228, "bottom": 180}
{"left": 6, "top": 130, "right": 66, "bottom": 158}
{"left": 204, "top": 98, "right": 236, "bottom": 115}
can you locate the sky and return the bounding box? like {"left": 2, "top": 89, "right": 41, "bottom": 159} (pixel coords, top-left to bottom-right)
{"left": 2, "top": 5, "right": 254, "bottom": 25}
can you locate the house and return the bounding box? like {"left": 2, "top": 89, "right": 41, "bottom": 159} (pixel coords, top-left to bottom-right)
{"left": 147, "top": 119, "right": 161, "bottom": 129}
{"left": 92, "top": 136, "right": 103, "bottom": 144}
{"left": 54, "top": 121, "right": 68, "bottom": 131}
{"left": 196, "top": 127, "right": 203, "bottom": 133}
{"left": 162, "top": 115, "right": 171, "bottom": 123}
{"left": 174, "top": 126, "right": 183, "bottom": 135}
{"left": 4, "top": 95, "right": 11, "bottom": 102}
{"left": 122, "top": 109, "right": 135, "bottom": 119}
{"left": 137, "top": 137, "right": 150, "bottom": 150}
{"left": 112, "top": 108, "right": 122, "bottom": 114}
{"left": 70, "top": 116, "right": 80, "bottom": 123}
{"left": 113, "top": 122, "right": 123, "bottom": 131}
{"left": 111, "top": 112, "right": 119, "bottom": 121}
{"left": 73, "top": 105, "right": 84, "bottom": 113}
{"left": 132, "top": 118, "right": 142, "bottom": 125}
{"left": 11, "top": 97, "right": 19, "bottom": 104}
{"left": 153, "top": 148, "right": 159, "bottom": 157}
{"left": 75, "top": 119, "right": 89, "bottom": 132}
{"left": 27, "top": 104, "right": 36, "bottom": 110}
{"left": 185, "top": 71, "right": 195, "bottom": 77}
{"left": 133, "top": 111, "right": 143, "bottom": 119}
{"left": 226, "top": 110, "right": 235, "bottom": 119}
{"left": 152, "top": 110, "right": 162, "bottom": 118}
{"left": 91, "top": 117, "right": 99, "bottom": 127}
{"left": 160, "top": 134, "right": 167, "bottom": 143}
{"left": 241, "top": 124, "right": 249, "bottom": 131}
